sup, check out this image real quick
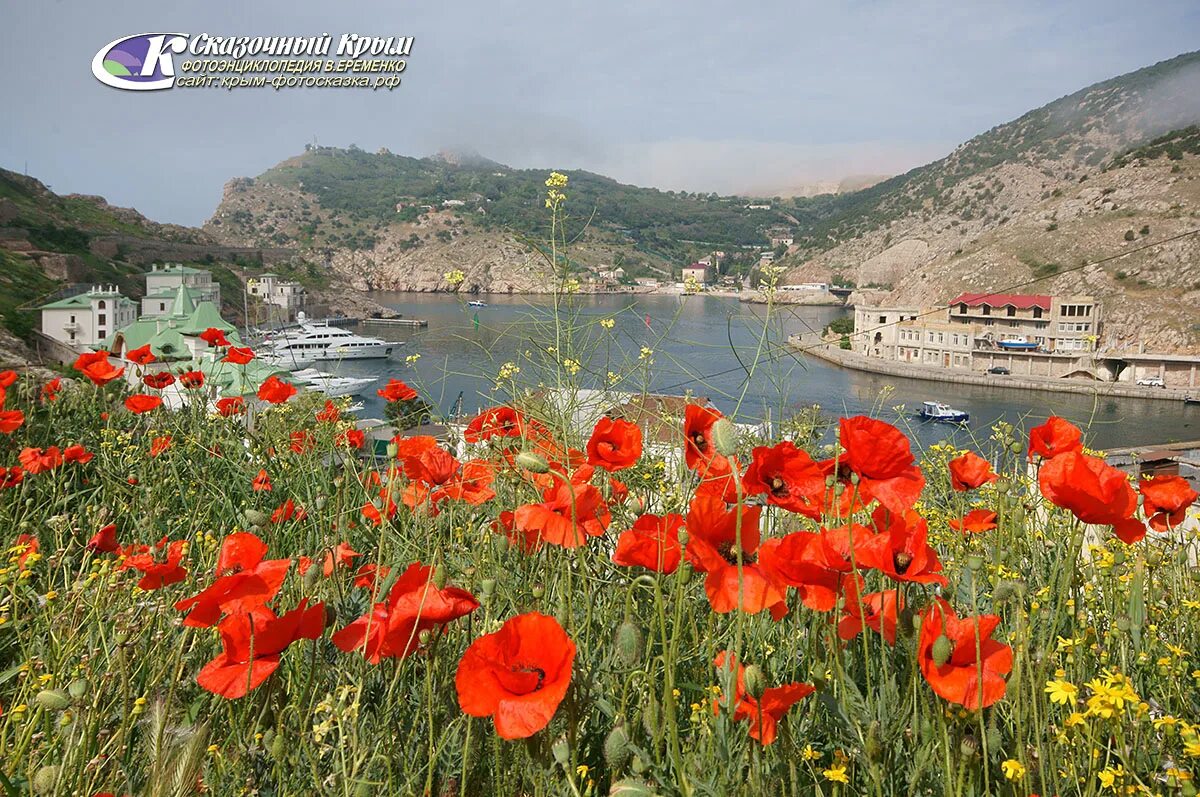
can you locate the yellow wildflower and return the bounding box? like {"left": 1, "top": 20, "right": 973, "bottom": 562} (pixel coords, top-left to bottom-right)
{"left": 1001, "top": 760, "right": 1026, "bottom": 781}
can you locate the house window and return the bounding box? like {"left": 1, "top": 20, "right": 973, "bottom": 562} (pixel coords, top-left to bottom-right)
{"left": 97, "top": 300, "right": 106, "bottom": 310}
{"left": 878, "top": 315, "right": 887, "bottom": 324}
{"left": 1033, "top": 307, "right": 1043, "bottom": 318}
{"left": 981, "top": 306, "right": 991, "bottom": 315}
{"left": 958, "top": 303, "right": 967, "bottom": 314}
{"left": 69, "top": 315, "right": 75, "bottom": 324}
{"left": 98, "top": 314, "right": 106, "bottom": 326}
{"left": 1006, "top": 306, "right": 1015, "bottom": 317}
{"left": 159, "top": 303, "right": 166, "bottom": 312}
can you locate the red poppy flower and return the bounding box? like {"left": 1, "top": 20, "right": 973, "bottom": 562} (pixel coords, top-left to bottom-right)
{"left": 0, "top": 409, "right": 24, "bottom": 434}
{"left": 196, "top": 600, "right": 325, "bottom": 699}
{"left": 1038, "top": 450, "right": 1139, "bottom": 537}
{"left": 199, "top": 328, "right": 231, "bottom": 348}
{"left": 613, "top": 512, "right": 684, "bottom": 573}
{"left": 257, "top": 375, "right": 296, "bottom": 404}
{"left": 174, "top": 532, "right": 291, "bottom": 627}
{"left": 743, "top": 441, "right": 826, "bottom": 518}
{"left": 150, "top": 436, "right": 172, "bottom": 457}
{"left": 74, "top": 351, "right": 125, "bottom": 386}
{"left": 336, "top": 428, "right": 366, "bottom": 449}
{"left": 13, "top": 534, "right": 39, "bottom": 569}
{"left": 948, "top": 451, "right": 998, "bottom": 491}
{"left": 124, "top": 394, "right": 162, "bottom": 414}
{"left": 1139, "top": 475, "right": 1198, "bottom": 532}
{"left": 63, "top": 444, "right": 94, "bottom": 464}
{"left": 685, "top": 494, "right": 786, "bottom": 617}
{"left": 315, "top": 400, "right": 340, "bottom": 423}
{"left": 40, "top": 378, "right": 61, "bottom": 403}
{"left": 0, "top": 466, "right": 24, "bottom": 489}
{"left": 917, "top": 598, "right": 1012, "bottom": 709}
{"left": 216, "top": 396, "right": 246, "bottom": 416}
{"left": 270, "top": 499, "right": 306, "bottom": 524}
{"left": 949, "top": 509, "right": 999, "bottom": 534}
{"left": 759, "top": 526, "right": 867, "bottom": 612}
{"left": 252, "top": 469, "right": 272, "bottom": 492}
{"left": 118, "top": 538, "right": 188, "bottom": 590}
{"left": 586, "top": 417, "right": 643, "bottom": 471}
{"left": 513, "top": 480, "right": 611, "bottom": 548}
{"left": 837, "top": 586, "right": 904, "bottom": 645}
{"left": 377, "top": 378, "right": 418, "bottom": 402}
{"left": 179, "top": 370, "right": 205, "bottom": 389}
{"left": 143, "top": 372, "right": 175, "bottom": 390}
{"left": 289, "top": 430, "right": 315, "bottom": 454}
{"left": 297, "top": 541, "right": 361, "bottom": 577}
{"left": 0, "top": 370, "right": 16, "bottom": 388}
{"left": 334, "top": 562, "right": 479, "bottom": 663}
{"left": 361, "top": 496, "right": 397, "bottom": 527}
{"left": 713, "top": 651, "right": 814, "bottom": 745}
{"left": 351, "top": 563, "right": 391, "bottom": 590}
{"left": 223, "top": 346, "right": 255, "bottom": 365}
{"left": 88, "top": 523, "right": 119, "bottom": 554}
{"left": 829, "top": 416, "right": 925, "bottom": 515}
{"left": 1028, "top": 416, "right": 1083, "bottom": 461}
{"left": 464, "top": 406, "right": 539, "bottom": 443}
{"left": 126, "top": 345, "right": 155, "bottom": 366}
{"left": 683, "top": 403, "right": 724, "bottom": 470}
{"left": 19, "top": 446, "right": 62, "bottom": 474}
{"left": 856, "top": 508, "right": 948, "bottom": 587}
{"left": 455, "top": 612, "right": 576, "bottom": 739}
{"left": 431, "top": 460, "right": 497, "bottom": 506}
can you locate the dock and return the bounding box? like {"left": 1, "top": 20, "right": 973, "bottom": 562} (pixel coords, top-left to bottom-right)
{"left": 362, "top": 317, "right": 429, "bottom": 329}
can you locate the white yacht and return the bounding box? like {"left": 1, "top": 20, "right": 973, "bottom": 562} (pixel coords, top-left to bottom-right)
{"left": 291, "top": 369, "right": 378, "bottom": 398}
{"left": 263, "top": 315, "right": 398, "bottom": 363}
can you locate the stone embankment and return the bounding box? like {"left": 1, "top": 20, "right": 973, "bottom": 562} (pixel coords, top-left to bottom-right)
{"left": 792, "top": 338, "right": 1194, "bottom": 402}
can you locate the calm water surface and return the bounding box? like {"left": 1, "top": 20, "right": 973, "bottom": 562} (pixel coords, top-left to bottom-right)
{"left": 323, "top": 293, "right": 1199, "bottom": 452}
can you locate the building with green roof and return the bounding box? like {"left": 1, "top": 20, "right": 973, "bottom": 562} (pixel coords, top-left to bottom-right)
{"left": 144, "top": 263, "right": 221, "bottom": 308}
{"left": 104, "top": 284, "right": 241, "bottom": 362}
{"left": 38, "top": 285, "right": 138, "bottom": 354}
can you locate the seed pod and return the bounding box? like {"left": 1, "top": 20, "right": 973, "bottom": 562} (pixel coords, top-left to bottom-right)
{"left": 966, "top": 554, "right": 984, "bottom": 572}
{"left": 676, "top": 562, "right": 692, "bottom": 585}
{"left": 711, "top": 419, "right": 738, "bottom": 457}
{"left": 959, "top": 733, "right": 978, "bottom": 758}
{"left": 614, "top": 621, "right": 644, "bottom": 668}
{"left": 676, "top": 529, "right": 689, "bottom": 546}
{"left": 630, "top": 754, "right": 649, "bottom": 775}
{"left": 32, "top": 766, "right": 59, "bottom": 795}
{"left": 480, "top": 578, "right": 496, "bottom": 598}
{"left": 303, "top": 563, "right": 322, "bottom": 590}
{"left": 67, "top": 679, "right": 89, "bottom": 701}
{"left": 314, "top": 495, "right": 328, "bottom": 511}
{"left": 492, "top": 535, "right": 510, "bottom": 556}
{"left": 743, "top": 665, "right": 767, "bottom": 699}
{"left": 531, "top": 583, "right": 545, "bottom": 599}
{"left": 603, "top": 721, "right": 631, "bottom": 772}
{"left": 551, "top": 736, "right": 570, "bottom": 766}
{"left": 242, "top": 509, "right": 270, "bottom": 527}
{"left": 516, "top": 451, "right": 550, "bottom": 474}
{"left": 271, "top": 731, "right": 287, "bottom": 761}
{"left": 35, "top": 690, "right": 71, "bottom": 711}
{"left": 931, "top": 635, "right": 954, "bottom": 667}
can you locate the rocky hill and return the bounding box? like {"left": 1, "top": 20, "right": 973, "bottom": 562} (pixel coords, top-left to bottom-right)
{"left": 779, "top": 51, "right": 1200, "bottom": 352}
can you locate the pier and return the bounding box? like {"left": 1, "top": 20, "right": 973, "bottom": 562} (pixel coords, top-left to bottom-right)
{"left": 362, "top": 317, "right": 429, "bottom": 329}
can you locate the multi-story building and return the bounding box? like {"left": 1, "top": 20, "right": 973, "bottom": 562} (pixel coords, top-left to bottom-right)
{"left": 248, "top": 273, "right": 306, "bottom": 316}
{"left": 682, "top": 264, "right": 710, "bottom": 285}
{"left": 947, "top": 293, "right": 1100, "bottom": 353}
{"left": 144, "top": 264, "right": 221, "bottom": 309}
{"left": 39, "top": 285, "right": 138, "bottom": 351}
{"left": 852, "top": 305, "right": 923, "bottom": 359}
{"left": 895, "top": 318, "right": 978, "bottom": 369}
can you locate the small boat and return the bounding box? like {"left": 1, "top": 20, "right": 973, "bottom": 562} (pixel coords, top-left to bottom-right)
{"left": 1185, "top": 396, "right": 1200, "bottom": 406}
{"left": 996, "top": 337, "right": 1039, "bottom": 351}
{"left": 917, "top": 401, "right": 970, "bottom": 424}
{"left": 291, "top": 368, "right": 377, "bottom": 398}
{"left": 467, "top": 300, "right": 488, "bottom": 308}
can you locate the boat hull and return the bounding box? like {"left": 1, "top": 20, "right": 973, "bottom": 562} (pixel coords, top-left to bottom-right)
{"left": 312, "top": 344, "right": 395, "bottom": 361}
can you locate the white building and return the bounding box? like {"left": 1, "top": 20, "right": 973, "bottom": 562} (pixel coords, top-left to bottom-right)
{"left": 248, "top": 273, "right": 306, "bottom": 315}
{"left": 38, "top": 286, "right": 138, "bottom": 351}
{"left": 853, "top": 305, "right": 923, "bottom": 359}
{"left": 780, "top": 283, "right": 830, "bottom": 292}
{"left": 682, "top": 264, "right": 709, "bottom": 285}
{"left": 144, "top": 264, "right": 221, "bottom": 308}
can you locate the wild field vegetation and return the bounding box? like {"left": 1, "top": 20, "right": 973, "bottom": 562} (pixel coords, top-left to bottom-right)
{"left": 1, "top": 176, "right": 1199, "bottom": 797}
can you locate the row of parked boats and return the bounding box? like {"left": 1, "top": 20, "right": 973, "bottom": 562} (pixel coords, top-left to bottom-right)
{"left": 254, "top": 315, "right": 399, "bottom": 398}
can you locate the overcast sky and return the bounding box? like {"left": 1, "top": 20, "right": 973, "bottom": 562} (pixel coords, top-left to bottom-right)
{"left": 1, "top": 0, "right": 1197, "bottom": 226}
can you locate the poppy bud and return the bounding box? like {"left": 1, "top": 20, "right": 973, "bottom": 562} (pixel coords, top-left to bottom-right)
{"left": 418, "top": 628, "right": 433, "bottom": 646}
{"left": 271, "top": 732, "right": 288, "bottom": 761}
{"left": 386, "top": 441, "right": 399, "bottom": 458}
{"left": 676, "top": 562, "right": 692, "bottom": 585}
{"left": 551, "top": 736, "right": 570, "bottom": 766}
{"left": 743, "top": 665, "right": 767, "bottom": 699}
{"left": 603, "top": 721, "right": 631, "bottom": 771}
{"left": 531, "top": 582, "right": 545, "bottom": 599}
{"left": 966, "top": 554, "right": 984, "bottom": 572}
{"left": 641, "top": 692, "right": 661, "bottom": 742}
{"left": 431, "top": 564, "right": 447, "bottom": 589}
{"left": 614, "top": 621, "right": 644, "bottom": 668}
{"left": 324, "top": 604, "right": 337, "bottom": 628}
{"left": 931, "top": 634, "right": 954, "bottom": 666}
{"left": 711, "top": 419, "right": 737, "bottom": 457}
{"left": 985, "top": 726, "right": 1002, "bottom": 751}
{"left": 35, "top": 690, "right": 71, "bottom": 711}
{"left": 631, "top": 754, "right": 649, "bottom": 775}
{"left": 516, "top": 451, "right": 550, "bottom": 474}
{"left": 555, "top": 603, "right": 570, "bottom": 628}
{"left": 68, "top": 678, "right": 89, "bottom": 701}
{"left": 492, "top": 535, "right": 509, "bottom": 556}
{"left": 32, "top": 767, "right": 59, "bottom": 795}
{"left": 865, "top": 720, "right": 882, "bottom": 761}
{"left": 1008, "top": 441, "right": 1022, "bottom": 455}
{"left": 1146, "top": 549, "right": 1163, "bottom": 567}
{"left": 480, "top": 578, "right": 496, "bottom": 599}
{"left": 848, "top": 471, "right": 860, "bottom": 486}
{"left": 303, "top": 564, "right": 322, "bottom": 590}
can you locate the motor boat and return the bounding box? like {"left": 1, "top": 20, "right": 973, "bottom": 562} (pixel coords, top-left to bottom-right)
{"left": 467, "top": 300, "right": 488, "bottom": 308}
{"left": 996, "top": 337, "right": 1040, "bottom": 351}
{"left": 263, "top": 315, "right": 398, "bottom": 362}
{"left": 291, "top": 368, "right": 377, "bottom": 398}
{"left": 917, "top": 401, "right": 970, "bottom": 424}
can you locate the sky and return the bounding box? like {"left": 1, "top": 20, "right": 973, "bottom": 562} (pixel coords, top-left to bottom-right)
{"left": 1, "top": 0, "right": 1197, "bottom": 226}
